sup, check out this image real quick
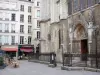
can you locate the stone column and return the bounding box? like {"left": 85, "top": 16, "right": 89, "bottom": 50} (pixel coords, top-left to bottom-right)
{"left": 88, "top": 22, "right": 94, "bottom": 54}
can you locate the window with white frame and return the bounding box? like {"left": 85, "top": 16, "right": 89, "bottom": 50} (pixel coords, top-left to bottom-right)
{"left": 37, "top": 10, "right": 40, "bottom": 17}
{"left": 28, "top": 0, "right": 31, "bottom": 1}
{"left": 20, "top": 36, "right": 24, "bottom": 44}
{"left": 28, "top": 26, "right": 32, "bottom": 33}
{"left": 20, "top": 25, "right": 24, "bottom": 33}
{"left": 28, "top": 6, "right": 32, "bottom": 13}
{"left": 37, "top": 20, "right": 40, "bottom": 28}
{"left": 0, "top": 12, "right": 3, "bottom": 20}
{"left": 37, "top": 31, "right": 40, "bottom": 39}
{"left": 20, "top": 5, "right": 24, "bottom": 11}
{"left": 5, "top": 24, "right": 9, "bottom": 32}
{"left": 0, "top": 23, "right": 2, "bottom": 32}
{"left": 37, "top": 2, "right": 40, "bottom": 6}
{"left": 11, "top": 36, "right": 15, "bottom": 45}
{"left": 11, "top": 13, "right": 16, "bottom": 21}
{"left": 5, "top": 36, "right": 9, "bottom": 44}
{"left": 28, "top": 36, "right": 31, "bottom": 44}
{"left": 5, "top": 13, "right": 9, "bottom": 21}
{"left": 20, "top": 14, "right": 24, "bottom": 22}
{"left": 28, "top": 15, "right": 32, "bottom": 23}
{"left": 11, "top": 24, "right": 15, "bottom": 32}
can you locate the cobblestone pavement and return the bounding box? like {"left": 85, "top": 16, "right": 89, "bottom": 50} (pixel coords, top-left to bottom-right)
{"left": 0, "top": 60, "right": 100, "bottom": 75}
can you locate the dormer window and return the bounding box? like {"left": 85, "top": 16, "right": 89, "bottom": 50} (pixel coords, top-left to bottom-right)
{"left": 37, "top": 2, "right": 40, "bottom": 6}
{"left": 28, "top": 0, "right": 31, "bottom": 1}
{"left": 56, "top": 0, "right": 60, "bottom": 3}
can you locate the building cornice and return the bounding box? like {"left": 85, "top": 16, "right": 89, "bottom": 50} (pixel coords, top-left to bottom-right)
{"left": 0, "top": 20, "right": 18, "bottom": 22}
{"left": 19, "top": 0, "right": 34, "bottom": 3}
{"left": 34, "top": 6, "right": 40, "bottom": 8}
{"left": 0, "top": 8, "right": 18, "bottom": 11}
{"left": 33, "top": 29, "right": 40, "bottom": 30}
{"left": 50, "top": 21, "right": 60, "bottom": 25}
{"left": 39, "top": 18, "right": 51, "bottom": 23}
{"left": 60, "top": 18, "right": 67, "bottom": 21}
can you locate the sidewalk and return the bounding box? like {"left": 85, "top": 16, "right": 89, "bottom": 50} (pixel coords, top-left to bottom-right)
{"left": 1, "top": 60, "right": 100, "bottom": 75}
{"left": 29, "top": 59, "right": 100, "bottom": 72}
{"left": 28, "top": 59, "right": 50, "bottom": 65}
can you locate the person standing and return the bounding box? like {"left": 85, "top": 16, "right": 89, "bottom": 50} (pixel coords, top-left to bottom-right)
{"left": 36, "top": 44, "right": 40, "bottom": 59}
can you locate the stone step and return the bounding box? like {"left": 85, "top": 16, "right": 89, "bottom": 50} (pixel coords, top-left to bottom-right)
{"left": 61, "top": 66, "right": 100, "bottom": 72}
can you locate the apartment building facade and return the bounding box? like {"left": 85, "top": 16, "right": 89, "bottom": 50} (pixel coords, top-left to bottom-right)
{"left": 18, "top": 0, "right": 33, "bottom": 45}
{"left": 0, "top": 0, "right": 34, "bottom": 53}
{"left": 32, "top": 0, "right": 41, "bottom": 49}
{"left": 0, "top": 0, "right": 19, "bottom": 51}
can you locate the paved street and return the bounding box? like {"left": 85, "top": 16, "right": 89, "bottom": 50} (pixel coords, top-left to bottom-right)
{"left": 0, "top": 60, "right": 100, "bottom": 75}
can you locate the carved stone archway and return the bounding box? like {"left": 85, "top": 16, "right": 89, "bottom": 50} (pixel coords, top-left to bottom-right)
{"left": 74, "top": 23, "right": 87, "bottom": 40}
{"left": 72, "top": 23, "right": 88, "bottom": 56}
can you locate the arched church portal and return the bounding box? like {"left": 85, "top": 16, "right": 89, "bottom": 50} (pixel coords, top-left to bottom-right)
{"left": 73, "top": 23, "right": 88, "bottom": 55}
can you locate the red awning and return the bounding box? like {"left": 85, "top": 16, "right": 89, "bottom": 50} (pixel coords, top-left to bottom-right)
{"left": 20, "top": 48, "right": 33, "bottom": 52}
{"left": 3, "top": 48, "right": 18, "bottom": 52}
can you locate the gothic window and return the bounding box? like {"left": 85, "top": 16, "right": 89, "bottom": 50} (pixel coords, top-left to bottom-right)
{"left": 68, "top": 0, "right": 72, "bottom": 15}
{"left": 11, "top": 36, "right": 15, "bottom": 45}
{"left": 95, "top": 0, "right": 100, "bottom": 3}
{"left": 80, "top": 0, "right": 86, "bottom": 10}
{"left": 73, "top": 0, "right": 79, "bottom": 12}
{"left": 87, "top": 0, "right": 95, "bottom": 7}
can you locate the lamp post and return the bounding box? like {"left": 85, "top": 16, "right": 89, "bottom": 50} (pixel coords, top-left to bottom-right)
{"left": 16, "top": 41, "right": 18, "bottom": 60}
{"left": 16, "top": 30, "right": 20, "bottom": 60}
{"left": 88, "top": 22, "right": 99, "bottom": 68}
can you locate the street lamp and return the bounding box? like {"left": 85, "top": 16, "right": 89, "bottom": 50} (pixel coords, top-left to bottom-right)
{"left": 16, "top": 29, "right": 20, "bottom": 60}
